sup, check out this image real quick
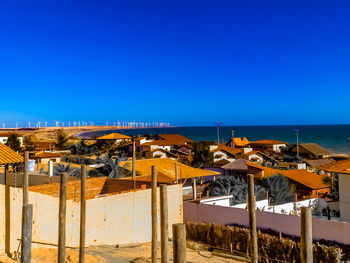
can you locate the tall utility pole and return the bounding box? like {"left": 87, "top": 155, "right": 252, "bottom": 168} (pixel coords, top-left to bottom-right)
{"left": 295, "top": 129, "right": 301, "bottom": 161}
{"left": 216, "top": 123, "right": 221, "bottom": 145}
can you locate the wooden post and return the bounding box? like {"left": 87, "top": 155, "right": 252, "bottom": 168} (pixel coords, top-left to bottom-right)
{"left": 300, "top": 207, "right": 313, "bottom": 263}
{"left": 160, "top": 185, "right": 169, "bottom": 263}
{"left": 23, "top": 151, "right": 29, "bottom": 205}
{"left": 58, "top": 172, "right": 67, "bottom": 263}
{"left": 21, "top": 204, "right": 33, "bottom": 263}
{"left": 79, "top": 165, "right": 86, "bottom": 263}
{"left": 132, "top": 137, "right": 136, "bottom": 189}
{"left": 172, "top": 223, "right": 186, "bottom": 263}
{"left": 247, "top": 174, "right": 258, "bottom": 263}
{"left": 192, "top": 178, "right": 196, "bottom": 200}
{"left": 175, "top": 164, "right": 178, "bottom": 183}
{"left": 151, "top": 166, "right": 157, "bottom": 263}
{"left": 5, "top": 164, "right": 11, "bottom": 255}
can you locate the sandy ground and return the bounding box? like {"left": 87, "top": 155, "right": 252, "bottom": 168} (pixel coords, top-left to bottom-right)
{"left": 0, "top": 242, "right": 242, "bottom": 263}
{"left": 0, "top": 125, "right": 162, "bottom": 141}
{"left": 0, "top": 126, "right": 124, "bottom": 141}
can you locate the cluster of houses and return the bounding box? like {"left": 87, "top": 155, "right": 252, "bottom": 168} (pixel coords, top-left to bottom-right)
{"left": 1, "top": 129, "right": 350, "bottom": 260}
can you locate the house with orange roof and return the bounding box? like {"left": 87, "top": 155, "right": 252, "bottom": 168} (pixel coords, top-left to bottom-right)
{"left": 0, "top": 132, "right": 23, "bottom": 146}
{"left": 96, "top": 133, "right": 132, "bottom": 143}
{"left": 249, "top": 139, "right": 287, "bottom": 153}
{"left": 226, "top": 137, "right": 250, "bottom": 148}
{"left": 118, "top": 158, "right": 220, "bottom": 184}
{"left": 319, "top": 158, "right": 350, "bottom": 222}
{"left": 210, "top": 144, "right": 242, "bottom": 164}
{"left": 142, "top": 134, "right": 192, "bottom": 151}
{"left": 243, "top": 150, "right": 263, "bottom": 163}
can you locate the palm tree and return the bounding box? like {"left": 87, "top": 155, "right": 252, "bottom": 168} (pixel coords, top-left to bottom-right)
{"left": 5, "top": 133, "right": 22, "bottom": 152}
{"left": 208, "top": 176, "right": 266, "bottom": 205}
{"left": 260, "top": 174, "right": 295, "bottom": 205}
{"left": 23, "top": 135, "right": 37, "bottom": 151}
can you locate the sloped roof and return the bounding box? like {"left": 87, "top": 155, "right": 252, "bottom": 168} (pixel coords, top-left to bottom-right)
{"left": 222, "top": 158, "right": 248, "bottom": 170}
{"left": 244, "top": 150, "right": 261, "bottom": 156}
{"left": 143, "top": 134, "right": 192, "bottom": 147}
{"left": 119, "top": 158, "right": 219, "bottom": 183}
{"left": 279, "top": 169, "right": 329, "bottom": 190}
{"left": 250, "top": 140, "right": 287, "bottom": 145}
{"left": 211, "top": 144, "right": 241, "bottom": 156}
{"left": 319, "top": 158, "right": 350, "bottom": 174}
{"left": 0, "top": 142, "right": 24, "bottom": 164}
{"left": 157, "top": 134, "right": 192, "bottom": 143}
{"left": 303, "top": 158, "right": 335, "bottom": 168}
{"left": 97, "top": 133, "right": 131, "bottom": 140}
{"left": 232, "top": 137, "right": 250, "bottom": 147}
{"left": 299, "top": 143, "right": 331, "bottom": 156}
{"left": 150, "top": 148, "right": 178, "bottom": 158}
{"left": 32, "top": 151, "right": 62, "bottom": 158}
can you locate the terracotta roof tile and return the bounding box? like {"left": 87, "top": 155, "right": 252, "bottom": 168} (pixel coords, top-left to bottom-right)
{"left": 0, "top": 142, "right": 23, "bottom": 164}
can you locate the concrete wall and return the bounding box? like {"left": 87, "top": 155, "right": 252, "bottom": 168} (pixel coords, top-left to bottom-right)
{"left": 184, "top": 201, "right": 350, "bottom": 245}
{"left": 0, "top": 184, "right": 183, "bottom": 253}
{"left": 339, "top": 173, "right": 350, "bottom": 222}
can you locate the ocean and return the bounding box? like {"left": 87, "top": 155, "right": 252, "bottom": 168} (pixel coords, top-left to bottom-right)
{"left": 78, "top": 125, "right": 350, "bottom": 154}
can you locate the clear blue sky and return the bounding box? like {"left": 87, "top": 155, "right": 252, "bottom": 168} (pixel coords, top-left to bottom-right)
{"left": 1, "top": 0, "right": 350, "bottom": 127}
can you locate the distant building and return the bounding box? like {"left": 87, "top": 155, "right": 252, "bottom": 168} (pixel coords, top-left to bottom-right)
{"left": 142, "top": 134, "right": 192, "bottom": 151}
{"left": 34, "top": 141, "right": 56, "bottom": 151}
{"left": 249, "top": 140, "right": 287, "bottom": 153}
{"left": 96, "top": 133, "right": 132, "bottom": 143}
{"left": 0, "top": 132, "right": 23, "bottom": 146}
{"left": 210, "top": 144, "right": 242, "bottom": 164}
{"left": 226, "top": 137, "right": 250, "bottom": 148}
{"left": 320, "top": 159, "right": 350, "bottom": 222}
{"left": 118, "top": 158, "right": 219, "bottom": 184}
{"left": 289, "top": 143, "right": 331, "bottom": 159}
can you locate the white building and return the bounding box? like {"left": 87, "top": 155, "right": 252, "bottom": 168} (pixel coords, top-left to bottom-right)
{"left": 0, "top": 132, "right": 23, "bottom": 146}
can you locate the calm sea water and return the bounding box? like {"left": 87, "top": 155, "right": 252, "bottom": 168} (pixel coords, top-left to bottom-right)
{"left": 78, "top": 125, "right": 350, "bottom": 154}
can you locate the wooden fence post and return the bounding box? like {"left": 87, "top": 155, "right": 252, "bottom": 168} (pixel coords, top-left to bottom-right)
{"left": 58, "top": 172, "right": 67, "bottom": 263}
{"left": 132, "top": 137, "right": 136, "bottom": 189}
{"left": 23, "top": 151, "right": 29, "bottom": 205}
{"left": 160, "top": 185, "right": 169, "bottom": 263}
{"left": 151, "top": 166, "right": 157, "bottom": 263}
{"left": 300, "top": 207, "right": 313, "bottom": 263}
{"left": 172, "top": 223, "right": 186, "bottom": 263}
{"left": 192, "top": 178, "right": 196, "bottom": 200}
{"left": 247, "top": 174, "right": 258, "bottom": 263}
{"left": 5, "top": 164, "right": 11, "bottom": 255}
{"left": 79, "top": 165, "right": 86, "bottom": 263}
{"left": 21, "top": 204, "right": 33, "bottom": 263}
{"left": 175, "top": 164, "right": 178, "bottom": 184}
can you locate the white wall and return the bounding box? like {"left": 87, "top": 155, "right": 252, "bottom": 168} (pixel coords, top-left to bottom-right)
{"left": 213, "top": 150, "right": 235, "bottom": 163}
{"left": 0, "top": 184, "right": 183, "bottom": 253}
{"left": 339, "top": 173, "right": 350, "bottom": 222}
{"left": 184, "top": 201, "right": 350, "bottom": 245}
{"left": 200, "top": 196, "right": 231, "bottom": 207}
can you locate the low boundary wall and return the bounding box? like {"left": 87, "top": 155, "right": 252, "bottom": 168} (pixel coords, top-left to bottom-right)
{"left": 0, "top": 184, "right": 183, "bottom": 253}
{"left": 184, "top": 201, "right": 350, "bottom": 245}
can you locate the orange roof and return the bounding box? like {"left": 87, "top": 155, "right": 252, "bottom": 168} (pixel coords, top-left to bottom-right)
{"left": 244, "top": 150, "right": 260, "bottom": 156}
{"left": 319, "top": 158, "right": 350, "bottom": 174}
{"left": 29, "top": 177, "right": 149, "bottom": 201}
{"left": 232, "top": 137, "right": 250, "bottom": 146}
{"left": 250, "top": 140, "right": 287, "bottom": 145}
{"left": 211, "top": 144, "right": 241, "bottom": 156}
{"left": 119, "top": 158, "right": 219, "bottom": 183}
{"left": 157, "top": 134, "right": 192, "bottom": 143}
{"left": 246, "top": 162, "right": 278, "bottom": 177}
{"left": 32, "top": 151, "right": 62, "bottom": 158}
{"left": 0, "top": 142, "right": 23, "bottom": 164}
{"left": 97, "top": 133, "right": 131, "bottom": 140}
{"left": 279, "top": 169, "right": 329, "bottom": 190}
